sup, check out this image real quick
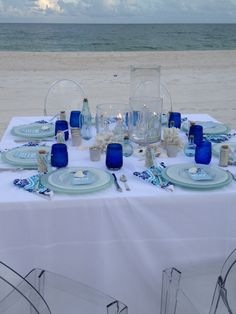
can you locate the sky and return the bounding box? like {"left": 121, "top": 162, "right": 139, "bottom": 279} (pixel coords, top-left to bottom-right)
{"left": 0, "top": 0, "right": 236, "bottom": 23}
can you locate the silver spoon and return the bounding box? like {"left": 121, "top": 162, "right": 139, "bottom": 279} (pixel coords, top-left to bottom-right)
{"left": 119, "top": 175, "right": 130, "bottom": 191}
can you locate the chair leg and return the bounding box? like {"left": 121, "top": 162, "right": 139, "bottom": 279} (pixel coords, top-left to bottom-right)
{"left": 160, "top": 268, "right": 181, "bottom": 314}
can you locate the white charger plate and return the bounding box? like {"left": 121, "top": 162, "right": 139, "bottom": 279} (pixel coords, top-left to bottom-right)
{"left": 161, "top": 163, "right": 232, "bottom": 189}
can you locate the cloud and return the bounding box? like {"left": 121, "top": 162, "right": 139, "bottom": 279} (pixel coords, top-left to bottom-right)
{"left": 1, "top": 0, "right": 236, "bottom": 22}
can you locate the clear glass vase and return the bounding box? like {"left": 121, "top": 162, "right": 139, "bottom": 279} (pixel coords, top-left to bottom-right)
{"left": 128, "top": 66, "right": 162, "bottom": 145}
{"left": 130, "top": 66, "right": 161, "bottom": 98}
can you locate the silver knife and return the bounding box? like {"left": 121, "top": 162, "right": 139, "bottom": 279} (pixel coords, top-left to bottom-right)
{"left": 112, "top": 173, "right": 122, "bottom": 192}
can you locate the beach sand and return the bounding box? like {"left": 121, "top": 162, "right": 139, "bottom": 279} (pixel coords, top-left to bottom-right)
{"left": 0, "top": 50, "right": 236, "bottom": 137}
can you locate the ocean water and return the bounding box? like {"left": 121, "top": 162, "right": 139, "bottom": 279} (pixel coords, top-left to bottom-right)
{"left": 0, "top": 23, "right": 236, "bottom": 51}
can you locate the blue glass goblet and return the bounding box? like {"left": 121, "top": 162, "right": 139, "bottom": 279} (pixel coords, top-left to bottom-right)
{"left": 189, "top": 124, "right": 203, "bottom": 145}
{"left": 70, "top": 111, "right": 81, "bottom": 128}
{"left": 195, "top": 140, "right": 212, "bottom": 165}
{"left": 55, "top": 120, "right": 69, "bottom": 141}
{"left": 106, "top": 143, "right": 123, "bottom": 170}
{"left": 168, "top": 112, "right": 181, "bottom": 128}
{"left": 51, "top": 143, "right": 68, "bottom": 168}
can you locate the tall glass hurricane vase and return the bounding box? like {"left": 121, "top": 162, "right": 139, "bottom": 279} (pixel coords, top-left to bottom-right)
{"left": 129, "top": 66, "right": 162, "bottom": 145}
{"left": 130, "top": 66, "right": 161, "bottom": 99}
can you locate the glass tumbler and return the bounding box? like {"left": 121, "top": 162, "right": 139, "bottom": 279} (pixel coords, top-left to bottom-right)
{"left": 106, "top": 143, "right": 123, "bottom": 170}
{"left": 168, "top": 112, "right": 181, "bottom": 128}
{"left": 51, "top": 143, "right": 68, "bottom": 168}
{"left": 69, "top": 110, "right": 81, "bottom": 128}
{"left": 55, "top": 120, "right": 69, "bottom": 141}
{"left": 195, "top": 140, "right": 212, "bottom": 165}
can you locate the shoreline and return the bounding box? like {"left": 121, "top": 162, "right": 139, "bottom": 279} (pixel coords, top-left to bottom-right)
{"left": 0, "top": 50, "right": 236, "bottom": 137}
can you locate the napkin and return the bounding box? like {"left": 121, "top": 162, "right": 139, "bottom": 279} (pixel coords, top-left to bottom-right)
{"left": 133, "top": 163, "right": 174, "bottom": 191}
{"left": 14, "top": 175, "right": 53, "bottom": 199}
{"left": 204, "top": 133, "right": 236, "bottom": 143}
{"left": 72, "top": 170, "right": 94, "bottom": 185}
{"left": 186, "top": 167, "right": 213, "bottom": 181}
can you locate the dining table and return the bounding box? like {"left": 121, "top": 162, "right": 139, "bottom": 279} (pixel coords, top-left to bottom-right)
{"left": 0, "top": 113, "right": 236, "bottom": 314}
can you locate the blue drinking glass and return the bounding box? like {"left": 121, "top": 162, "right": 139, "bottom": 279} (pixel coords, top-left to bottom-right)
{"left": 189, "top": 124, "right": 203, "bottom": 145}
{"left": 51, "top": 143, "right": 68, "bottom": 168}
{"left": 195, "top": 140, "right": 212, "bottom": 165}
{"left": 69, "top": 111, "right": 81, "bottom": 128}
{"left": 168, "top": 112, "right": 181, "bottom": 128}
{"left": 55, "top": 120, "right": 69, "bottom": 141}
{"left": 106, "top": 143, "right": 123, "bottom": 170}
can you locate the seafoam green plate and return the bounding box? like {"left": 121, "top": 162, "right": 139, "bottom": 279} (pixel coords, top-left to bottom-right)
{"left": 11, "top": 123, "right": 54, "bottom": 139}
{"left": 1, "top": 146, "right": 50, "bottom": 168}
{"left": 41, "top": 167, "right": 113, "bottom": 194}
{"left": 182, "top": 121, "right": 230, "bottom": 135}
{"left": 161, "top": 163, "right": 232, "bottom": 190}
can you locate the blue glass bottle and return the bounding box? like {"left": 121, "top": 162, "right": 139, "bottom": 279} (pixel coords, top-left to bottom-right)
{"left": 80, "top": 98, "right": 92, "bottom": 140}
{"left": 184, "top": 135, "right": 196, "bottom": 157}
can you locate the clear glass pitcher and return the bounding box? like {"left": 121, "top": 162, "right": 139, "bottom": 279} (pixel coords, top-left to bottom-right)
{"left": 128, "top": 66, "right": 162, "bottom": 145}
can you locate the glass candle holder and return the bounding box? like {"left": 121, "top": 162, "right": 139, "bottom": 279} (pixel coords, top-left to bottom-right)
{"left": 168, "top": 112, "right": 181, "bottom": 128}
{"left": 106, "top": 143, "right": 123, "bottom": 170}
{"left": 189, "top": 124, "right": 203, "bottom": 145}
{"left": 51, "top": 143, "right": 68, "bottom": 168}
{"left": 69, "top": 110, "right": 81, "bottom": 128}
{"left": 195, "top": 140, "right": 212, "bottom": 165}
{"left": 55, "top": 120, "right": 69, "bottom": 141}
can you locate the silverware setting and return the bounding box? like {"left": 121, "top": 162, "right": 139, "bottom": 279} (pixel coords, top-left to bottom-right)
{"left": 119, "top": 174, "right": 130, "bottom": 191}
{"left": 112, "top": 173, "right": 122, "bottom": 192}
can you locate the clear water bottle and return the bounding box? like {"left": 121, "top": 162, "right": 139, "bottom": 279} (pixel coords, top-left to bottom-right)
{"left": 122, "top": 135, "right": 133, "bottom": 157}
{"left": 184, "top": 135, "right": 196, "bottom": 157}
{"left": 80, "top": 98, "right": 92, "bottom": 140}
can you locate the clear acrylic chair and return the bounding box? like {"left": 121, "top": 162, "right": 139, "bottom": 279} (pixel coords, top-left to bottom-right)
{"left": 43, "top": 79, "right": 86, "bottom": 117}
{"left": 24, "top": 268, "right": 128, "bottom": 314}
{"left": 0, "top": 261, "right": 50, "bottom": 313}
{"left": 0, "top": 261, "right": 128, "bottom": 314}
{"left": 161, "top": 248, "right": 236, "bottom": 314}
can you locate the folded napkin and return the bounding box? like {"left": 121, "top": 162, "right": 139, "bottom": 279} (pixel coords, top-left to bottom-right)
{"left": 14, "top": 175, "right": 53, "bottom": 199}
{"left": 186, "top": 167, "right": 213, "bottom": 181}
{"left": 72, "top": 170, "right": 94, "bottom": 185}
{"left": 133, "top": 163, "right": 174, "bottom": 191}
{"left": 204, "top": 133, "right": 236, "bottom": 143}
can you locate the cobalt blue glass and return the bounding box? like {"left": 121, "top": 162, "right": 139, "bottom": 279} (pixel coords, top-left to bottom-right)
{"left": 55, "top": 120, "right": 69, "bottom": 141}
{"left": 189, "top": 124, "right": 203, "bottom": 145}
{"left": 69, "top": 111, "right": 81, "bottom": 128}
{"left": 51, "top": 143, "right": 68, "bottom": 168}
{"left": 106, "top": 143, "right": 123, "bottom": 170}
{"left": 195, "top": 140, "right": 212, "bottom": 165}
{"left": 168, "top": 112, "right": 181, "bottom": 128}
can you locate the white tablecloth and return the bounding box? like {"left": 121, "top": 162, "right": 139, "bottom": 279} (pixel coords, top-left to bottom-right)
{"left": 0, "top": 114, "right": 236, "bottom": 314}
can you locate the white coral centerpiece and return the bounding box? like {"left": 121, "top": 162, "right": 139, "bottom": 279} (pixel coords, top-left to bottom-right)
{"left": 162, "top": 127, "right": 183, "bottom": 157}
{"left": 162, "top": 127, "right": 183, "bottom": 147}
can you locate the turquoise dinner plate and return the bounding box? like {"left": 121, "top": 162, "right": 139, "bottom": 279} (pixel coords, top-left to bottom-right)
{"left": 1, "top": 146, "right": 50, "bottom": 168}
{"left": 182, "top": 121, "right": 230, "bottom": 135}
{"left": 11, "top": 123, "right": 55, "bottom": 139}
{"left": 41, "top": 167, "right": 113, "bottom": 194}
{"left": 161, "top": 163, "right": 232, "bottom": 190}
